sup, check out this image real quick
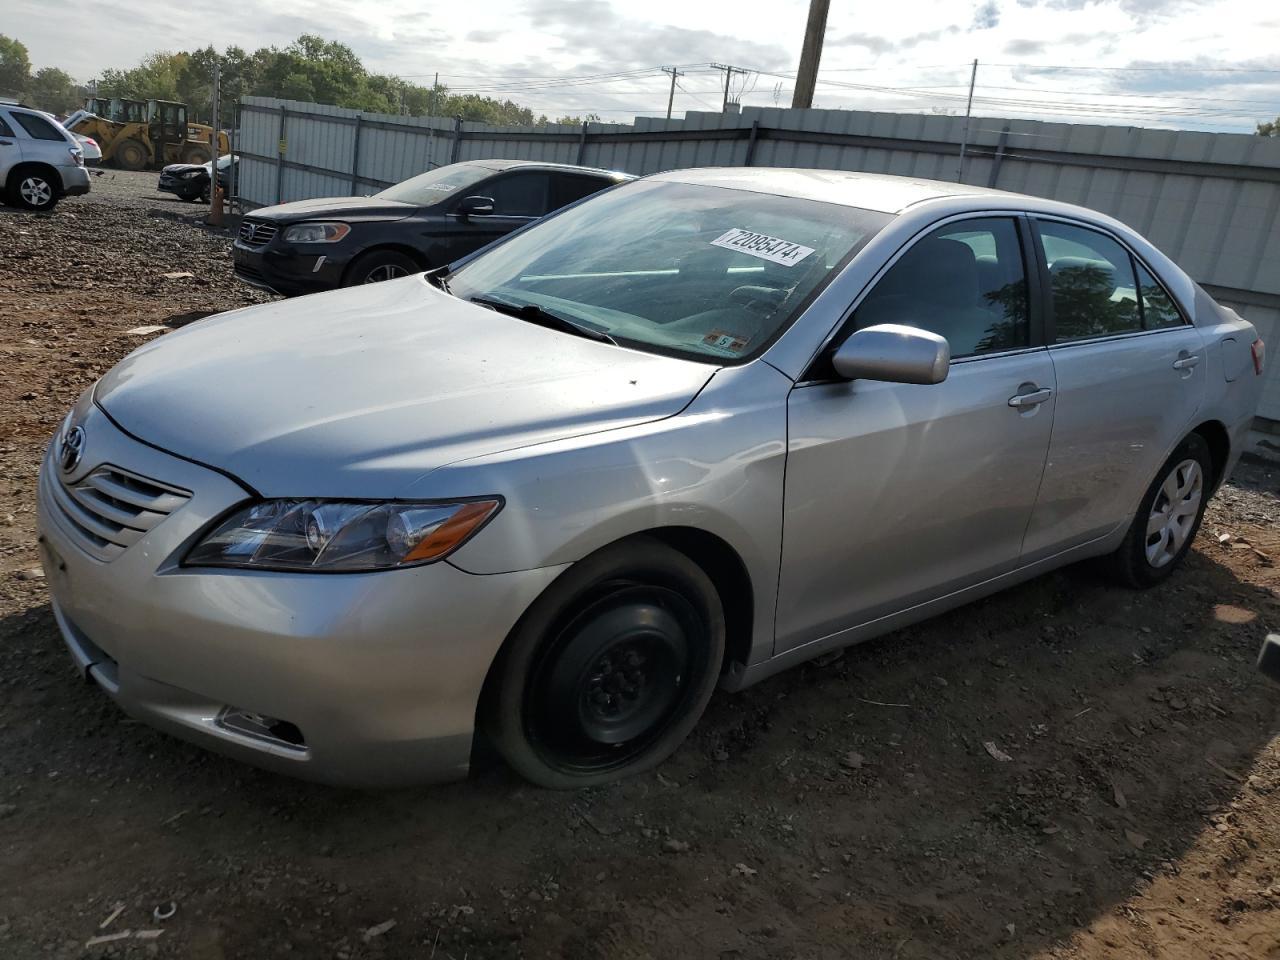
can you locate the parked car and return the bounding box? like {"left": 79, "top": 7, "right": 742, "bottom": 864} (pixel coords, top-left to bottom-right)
{"left": 38, "top": 169, "right": 1265, "bottom": 789}
{"left": 0, "top": 101, "right": 90, "bottom": 211}
{"left": 231, "top": 159, "right": 632, "bottom": 295}
{"left": 158, "top": 152, "right": 236, "bottom": 202}
{"left": 71, "top": 133, "right": 101, "bottom": 166}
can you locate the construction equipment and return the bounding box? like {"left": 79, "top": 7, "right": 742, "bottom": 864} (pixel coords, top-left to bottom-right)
{"left": 66, "top": 98, "right": 229, "bottom": 171}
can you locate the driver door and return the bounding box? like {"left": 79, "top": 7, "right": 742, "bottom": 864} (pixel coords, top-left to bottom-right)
{"left": 444, "top": 171, "right": 552, "bottom": 260}
{"left": 775, "top": 216, "right": 1056, "bottom": 651}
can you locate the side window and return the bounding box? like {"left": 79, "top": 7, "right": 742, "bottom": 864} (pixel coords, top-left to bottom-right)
{"left": 0, "top": 113, "right": 14, "bottom": 138}
{"left": 486, "top": 173, "right": 551, "bottom": 217}
{"left": 1037, "top": 221, "right": 1140, "bottom": 341}
{"left": 551, "top": 174, "right": 610, "bottom": 209}
{"left": 1135, "top": 261, "right": 1184, "bottom": 329}
{"left": 12, "top": 111, "right": 66, "bottom": 141}
{"left": 854, "top": 217, "right": 1029, "bottom": 358}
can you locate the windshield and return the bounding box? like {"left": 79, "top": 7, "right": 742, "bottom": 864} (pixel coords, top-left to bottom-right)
{"left": 446, "top": 179, "right": 889, "bottom": 363}
{"left": 375, "top": 163, "right": 495, "bottom": 206}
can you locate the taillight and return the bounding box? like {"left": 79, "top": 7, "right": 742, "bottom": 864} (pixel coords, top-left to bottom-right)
{"left": 1251, "top": 338, "right": 1265, "bottom": 376}
{"left": 69, "top": 147, "right": 83, "bottom": 167}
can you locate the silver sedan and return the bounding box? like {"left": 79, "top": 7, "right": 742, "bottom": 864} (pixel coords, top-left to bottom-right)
{"left": 37, "top": 168, "right": 1265, "bottom": 788}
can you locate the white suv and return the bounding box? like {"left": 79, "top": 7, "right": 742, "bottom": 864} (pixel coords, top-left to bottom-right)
{"left": 0, "top": 103, "right": 91, "bottom": 211}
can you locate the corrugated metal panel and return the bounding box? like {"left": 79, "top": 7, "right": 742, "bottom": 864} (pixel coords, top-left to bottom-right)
{"left": 232, "top": 96, "right": 1280, "bottom": 421}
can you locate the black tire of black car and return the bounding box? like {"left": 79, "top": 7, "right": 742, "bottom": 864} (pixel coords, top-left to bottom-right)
{"left": 343, "top": 250, "right": 422, "bottom": 286}
{"left": 483, "top": 537, "right": 726, "bottom": 790}
{"left": 7, "top": 166, "right": 60, "bottom": 211}
{"left": 1102, "top": 432, "right": 1214, "bottom": 589}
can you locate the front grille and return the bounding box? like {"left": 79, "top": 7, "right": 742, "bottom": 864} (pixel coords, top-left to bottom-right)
{"left": 238, "top": 219, "right": 277, "bottom": 247}
{"left": 48, "top": 464, "right": 191, "bottom": 562}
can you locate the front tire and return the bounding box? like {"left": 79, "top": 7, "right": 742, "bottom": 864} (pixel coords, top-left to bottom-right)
{"left": 484, "top": 538, "right": 726, "bottom": 789}
{"left": 1104, "top": 433, "right": 1213, "bottom": 588}
{"left": 114, "top": 138, "right": 148, "bottom": 171}
{"left": 344, "top": 250, "right": 420, "bottom": 286}
{"left": 9, "top": 169, "right": 59, "bottom": 211}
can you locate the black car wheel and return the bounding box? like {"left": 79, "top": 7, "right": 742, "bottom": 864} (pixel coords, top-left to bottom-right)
{"left": 345, "top": 250, "right": 421, "bottom": 286}
{"left": 484, "top": 537, "right": 725, "bottom": 789}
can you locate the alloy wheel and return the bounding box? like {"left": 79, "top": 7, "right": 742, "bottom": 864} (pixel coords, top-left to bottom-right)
{"left": 363, "top": 264, "right": 407, "bottom": 283}
{"left": 1145, "top": 457, "right": 1202, "bottom": 568}
{"left": 20, "top": 177, "right": 53, "bottom": 208}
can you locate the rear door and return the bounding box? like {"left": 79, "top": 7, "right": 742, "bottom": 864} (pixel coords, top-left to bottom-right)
{"left": 776, "top": 215, "right": 1057, "bottom": 650}
{"left": 0, "top": 112, "right": 18, "bottom": 185}
{"left": 1020, "top": 217, "right": 1207, "bottom": 561}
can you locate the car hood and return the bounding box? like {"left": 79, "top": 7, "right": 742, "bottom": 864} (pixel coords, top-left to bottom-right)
{"left": 161, "top": 162, "right": 208, "bottom": 175}
{"left": 248, "top": 196, "right": 416, "bottom": 223}
{"left": 94, "top": 278, "right": 716, "bottom": 497}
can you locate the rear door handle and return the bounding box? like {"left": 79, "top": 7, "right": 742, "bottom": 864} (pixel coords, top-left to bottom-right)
{"left": 1008, "top": 387, "right": 1053, "bottom": 408}
{"left": 1172, "top": 354, "right": 1200, "bottom": 370}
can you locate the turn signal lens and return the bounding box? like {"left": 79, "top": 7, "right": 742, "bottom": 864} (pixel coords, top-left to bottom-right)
{"left": 1252, "top": 338, "right": 1265, "bottom": 376}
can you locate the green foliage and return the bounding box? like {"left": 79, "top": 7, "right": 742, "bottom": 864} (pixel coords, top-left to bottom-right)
{"left": 0, "top": 33, "right": 31, "bottom": 96}
{"left": 97, "top": 51, "right": 186, "bottom": 102}
{"left": 549, "top": 113, "right": 603, "bottom": 126}
{"left": 1260, "top": 118, "right": 1279, "bottom": 137}
{"left": 26, "top": 67, "right": 78, "bottom": 114}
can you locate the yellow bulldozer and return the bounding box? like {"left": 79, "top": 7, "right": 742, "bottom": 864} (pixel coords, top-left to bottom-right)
{"left": 68, "top": 98, "right": 229, "bottom": 170}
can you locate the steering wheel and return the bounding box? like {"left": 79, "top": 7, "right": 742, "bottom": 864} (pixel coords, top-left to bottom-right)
{"left": 729, "top": 285, "right": 788, "bottom": 311}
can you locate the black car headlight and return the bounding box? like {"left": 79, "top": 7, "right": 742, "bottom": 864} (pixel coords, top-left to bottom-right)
{"left": 181, "top": 170, "right": 204, "bottom": 179}
{"left": 283, "top": 222, "right": 351, "bottom": 243}
{"left": 184, "top": 499, "right": 501, "bottom": 572}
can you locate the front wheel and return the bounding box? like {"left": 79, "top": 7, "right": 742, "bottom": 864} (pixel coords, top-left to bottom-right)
{"left": 1103, "top": 433, "right": 1213, "bottom": 588}
{"left": 484, "top": 538, "right": 725, "bottom": 789}
{"left": 344, "top": 250, "right": 420, "bottom": 286}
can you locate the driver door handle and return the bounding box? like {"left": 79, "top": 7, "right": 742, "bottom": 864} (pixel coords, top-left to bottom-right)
{"left": 1008, "top": 387, "right": 1053, "bottom": 408}
{"left": 1172, "top": 354, "right": 1200, "bottom": 370}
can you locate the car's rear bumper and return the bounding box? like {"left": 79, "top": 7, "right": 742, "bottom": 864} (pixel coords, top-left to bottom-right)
{"left": 231, "top": 241, "right": 351, "bottom": 296}
{"left": 36, "top": 405, "right": 565, "bottom": 786}
{"left": 61, "top": 166, "right": 91, "bottom": 196}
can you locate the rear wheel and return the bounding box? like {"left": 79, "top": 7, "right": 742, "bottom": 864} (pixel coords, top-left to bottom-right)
{"left": 344, "top": 249, "right": 420, "bottom": 286}
{"left": 1103, "top": 433, "right": 1213, "bottom": 588}
{"left": 485, "top": 538, "right": 725, "bottom": 789}
{"left": 8, "top": 168, "right": 59, "bottom": 211}
{"left": 114, "top": 138, "right": 148, "bottom": 171}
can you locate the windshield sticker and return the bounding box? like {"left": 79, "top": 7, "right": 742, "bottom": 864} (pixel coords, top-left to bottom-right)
{"left": 702, "top": 329, "right": 751, "bottom": 353}
{"left": 711, "top": 228, "right": 815, "bottom": 268}
{"left": 421, "top": 183, "right": 457, "bottom": 192}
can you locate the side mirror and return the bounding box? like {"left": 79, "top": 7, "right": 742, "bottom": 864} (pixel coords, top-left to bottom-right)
{"left": 832, "top": 323, "right": 950, "bottom": 385}
{"left": 457, "top": 195, "right": 495, "bottom": 217}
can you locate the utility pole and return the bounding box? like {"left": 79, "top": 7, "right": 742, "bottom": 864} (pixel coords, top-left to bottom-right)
{"left": 431, "top": 71, "right": 439, "bottom": 116}
{"left": 957, "top": 58, "right": 978, "bottom": 182}
{"left": 791, "top": 0, "right": 830, "bottom": 109}
{"left": 209, "top": 60, "right": 223, "bottom": 226}
{"left": 661, "top": 66, "right": 683, "bottom": 119}
{"left": 710, "top": 62, "right": 749, "bottom": 112}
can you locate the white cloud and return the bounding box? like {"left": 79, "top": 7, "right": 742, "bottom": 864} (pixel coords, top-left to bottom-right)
{"left": 6, "top": 0, "right": 1278, "bottom": 131}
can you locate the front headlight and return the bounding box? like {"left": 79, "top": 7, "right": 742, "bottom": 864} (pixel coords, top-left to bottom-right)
{"left": 181, "top": 170, "right": 204, "bottom": 179}
{"left": 184, "top": 499, "right": 501, "bottom": 572}
{"left": 283, "top": 222, "right": 351, "bottom": 244}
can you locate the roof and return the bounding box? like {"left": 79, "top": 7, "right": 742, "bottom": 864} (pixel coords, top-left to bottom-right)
{"left": 470, "top": 158, "right": 634, "bottom": 180}
{"left": 652, "top": 167, "right": 1016, "bottom": 214}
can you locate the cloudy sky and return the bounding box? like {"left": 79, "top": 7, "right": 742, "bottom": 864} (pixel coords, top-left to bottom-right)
{"left": 10, "top": 0, "right": 1280, "bottom": 131}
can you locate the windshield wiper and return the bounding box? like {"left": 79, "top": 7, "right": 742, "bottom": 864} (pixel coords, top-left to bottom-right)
{"left": 425, "top": 269, "right": 452, "bottom": 294}
{"left": 468, "top": 296, "right": 617, "bottom": 345}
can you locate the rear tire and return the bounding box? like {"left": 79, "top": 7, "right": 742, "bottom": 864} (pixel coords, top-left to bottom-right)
{"left": 1103, "top": 433, "right": 1213, "bottom": 588}
{"left": 484, "top": 537, "right": 725, "bottom": 789}
{"left": 115, "top": 138, "right": 148, "bottom": 171}
{"left": 343, "top": 249, "right": 420, "bottom": 286}
{"left": 8, "top": 167, "right": 59, "bottom": 211}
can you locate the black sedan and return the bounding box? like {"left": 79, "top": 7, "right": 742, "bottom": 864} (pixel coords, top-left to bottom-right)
{"left": 231, "top": 159, "right": 633, "bottom": 296}
{"left": 158, "top": 154, "right": 237, "bottom": 202}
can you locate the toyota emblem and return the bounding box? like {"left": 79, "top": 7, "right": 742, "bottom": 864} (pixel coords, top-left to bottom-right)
{"left": 59, "top": 425, "right": 86, "bottom": 473}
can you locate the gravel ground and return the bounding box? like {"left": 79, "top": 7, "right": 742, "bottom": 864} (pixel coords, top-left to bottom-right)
{"left": 1, "top": 172, "right": 1279, "bottom": 960}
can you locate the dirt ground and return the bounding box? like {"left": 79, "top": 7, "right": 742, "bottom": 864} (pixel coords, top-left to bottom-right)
{"left": 1, "top": 171, "right": 1279, "bottom": 960}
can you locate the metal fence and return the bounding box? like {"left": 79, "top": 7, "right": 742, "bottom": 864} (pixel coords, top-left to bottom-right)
{"left": 235, "top": 95, "right": 1280, "bottom": 426}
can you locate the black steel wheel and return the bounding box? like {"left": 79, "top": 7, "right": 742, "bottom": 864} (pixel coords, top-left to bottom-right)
{"left": 485, "top": 538, "right": 725, "bottom": 789}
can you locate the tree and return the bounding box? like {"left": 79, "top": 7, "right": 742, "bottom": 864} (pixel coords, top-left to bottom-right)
{"left": 26, "top": 67, "right": 78, "bottom": 114}
{"left": 0, "top": 34, "right": 31, "bottom": 96}
{"left": 1260, "top": 118, "right": 1279, "bottom": 136}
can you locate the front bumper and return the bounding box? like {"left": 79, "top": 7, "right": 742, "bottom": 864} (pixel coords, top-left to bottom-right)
{"left": 231, "top": 239, "right": 350, "bottom": 296}
{"left": 158, "top": 173, "right": 203, "bottom": 198}
{"left": 36, "top": 405, "right": 564, "bottom": 786}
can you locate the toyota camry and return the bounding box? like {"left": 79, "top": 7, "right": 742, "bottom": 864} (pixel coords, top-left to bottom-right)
{"left": 37, "top": 168, "right": 1265, "bottom": 788}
